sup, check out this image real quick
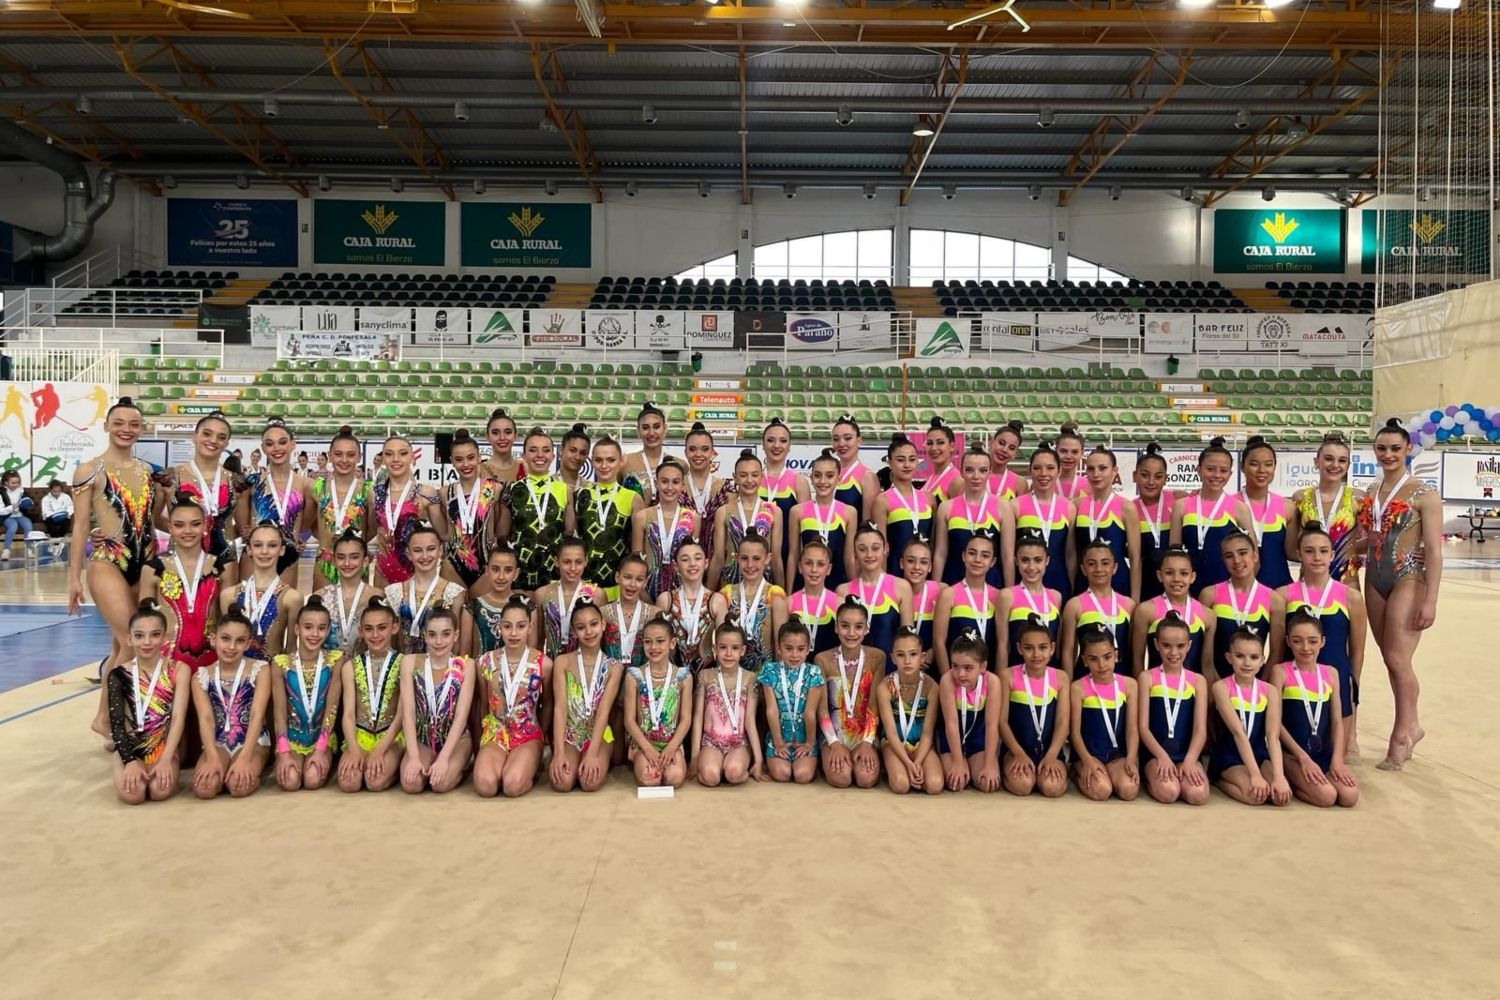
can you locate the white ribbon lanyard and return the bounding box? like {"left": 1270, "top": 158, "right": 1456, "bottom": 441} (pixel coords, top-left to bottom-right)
{"left": 811, "top": 500, "right": 836, "bottom": 544}
{"left": 853, "top": 573, "right": 886, "bottom": 610}
{"left": 293, "top": 651, "right": 325, "bottom": 722}
{"left": 1019, "top": 585, "right": 1051, "bottom": 621}
{"left": 407, "top": 573, "right": 445, "bottom": 638}
{"left": 1036, "top": 494, "right": 1060, "bottom": 549}
{"left": 1234, "top": 679, "right": 1260, "bottom": 738}
{"left": 267, "top": 468, "right": 294, "bottom": 525}
{"left": 521, "top": 477, "right": 552, "bottom": 531}
{"left": 1227, "top": 581, "right": 1263, "bottom": 628}
{"left": 640, "top": 448, "right": 661, "bottom": 498}
{"left": 1314, "top": 485, "right": 1342, "bottom": 532}
{"left": 615, "top": 600, "right": 644, "bottom": 660}
{"left": 1293, "top": 666, "right": 1326, "bottom": 738}
{"left": 189, "top": 461, "right": 222, "bottom": 518}
{"left": 382, "top": 477, "right": 412, "bottom": 533}
{"left": 735, "top": 498, "right": 758, "bottom": 538}
{"left": 498, "top": 648, "right": 530, "bottom": 712}
{"left": 1084, "top": 495, "right": 1110, "bottom": 543}
{"left": 1248, "top": 495, "right": 1274, "bottom": 547}
{"left": 243, "top": 578, "right": 280, "bottom": 636}
{"left": 214, "top": 658, "right": 246, "bottom": 720}
{"left": 1138, "top": 494, "right": 1165, "bottom": 549}
{"left": 644, "top": 660, "right": 675, "bottom": 729}
{"left": 688, "top": 472, "right": 713, "bottom": 511}
{"left": 422, "top": 655, "right": 456, "bottom": 717}
{"left": 556, "top": 581, "right": 587, "bottom": 639}
{"left": 1163, "top": 597, "right": 1192, "bottom": 628}
{"left": 913, "top": 583, "right": 934, "bottom": 620}
{"left": 716, "top": 666, "right": 744, "bottom": 730}
{"left": 837, "top": 651, "right": 865, "bottom": 722}
{"left": 363, "top": 649, "right": 396, "bottom": 717}
{"left": 1086, "top": 590, "right": 1120, "bottom": 642}
{"left": 1195, "top": 491, "right": 1229, "bottom": 549}
{"left": 1371, "top": 472, "right": 1412, "bottom": 530}
{"left": 654, "top": 504, "right": 676, "bottom": 558}
{"left": 738, "top": 577, "right": 767, "bottom": 631}
{"left": 779, "top": 664, "right": 809, "bottom": 723}
{"left": 1298, "top": 578, "right": 1336, "bottom": 618}
{"left": 1157, "top": 667, "right": 1186, "bottom": 740}
{"left": 335, "top": 581, "right": 366, "bottom": 643}
{"left": 172, "top": 550, "right": 206, "bottom": 615}
{"left": 894, "top": 674, "right": 924, "bottom": 740}
{"left": 593, "top": 483, "right": 620, "bottom": 530}
{"left": 577, "top": 650, "right": 607, "bottom": 714}
{"left": 799, "top": 589, "right": 832, "bottom": 648}
{"left": 679, "top": 584, "right": 706, "bottom": 642}
{"left": 958, "top": 581, "right": 990, "bottom": 641}
{"left": 130, "top": 657, "right": 164, "bottom": 730}
{"left": 329, "top": 475, "right": 361, "bottom": 534}
{"left": 959, "top": 674, "right": 984, "bottom": 742}
{"left": 893, "top": 485, "right": 922, "bottom": 516}
{"left": 454, "top": 477, "right": 483, "bottom": 537}
{"left": 1093, "top": 677, "right": 1124, "bottom": 749}
{"left": 1021, "top": 670, "right": 1051, "bottom": 745}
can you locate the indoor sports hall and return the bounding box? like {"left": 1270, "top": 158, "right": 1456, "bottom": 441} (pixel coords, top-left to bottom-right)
{"left": 1, "top": 2, "right": 1498, "bottom": 998}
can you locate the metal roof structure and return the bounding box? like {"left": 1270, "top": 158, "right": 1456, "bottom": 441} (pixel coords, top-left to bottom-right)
{"left": 0, "top": 1, "right": 1469, "bottom": 205}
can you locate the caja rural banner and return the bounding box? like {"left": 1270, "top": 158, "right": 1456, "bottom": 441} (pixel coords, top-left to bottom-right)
{"left": 277, "top": 329, "right": 402, "bottom": 362}
{"left": 0, "top": 381, "right": 110, "bottom": 486}
{"left": 1361, "top": 209, "right": 1491, "bottom": 275}
{"left": 1213, "top": 208, "right": 1346, "bottom": 274}
{"left": 313, "top": 199, "right": 446, "bottom": 267}
{"left": 461, "top": 202, "right": 591, "bottom": 269}
{"left": 166, "top": 197, "right": 298, "bottom": 268}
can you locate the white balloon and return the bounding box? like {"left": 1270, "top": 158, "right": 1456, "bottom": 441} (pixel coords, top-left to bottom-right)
{"left": 1455, "top": 410, "right": 1472, "bottom": 424}
{"left": 1439, "top": 416, "right": 1456, "bottom": 430}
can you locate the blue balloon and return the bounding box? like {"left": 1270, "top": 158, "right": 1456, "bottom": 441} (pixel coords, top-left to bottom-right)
{"left": 1436, "top": 428, "right": 1450, "bottom": 441}
{"left": 1489, "top": 429, "right": 1500, "bottom": 442}
{"left": 1430, "top": 410, "right": 1444, "bottom": 422}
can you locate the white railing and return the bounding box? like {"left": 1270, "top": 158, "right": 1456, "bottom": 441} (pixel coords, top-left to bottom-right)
{"left": 2, "top": 347, "right": 119, "bottom": 392}
{"left": 50, "top": 247, "right": 161, "bottom": 290}
{"left": 9, "top": 285, "right": 203, "bottom": 328}
{"left": 1, "top": 326, "right": 225, "bottom": 368}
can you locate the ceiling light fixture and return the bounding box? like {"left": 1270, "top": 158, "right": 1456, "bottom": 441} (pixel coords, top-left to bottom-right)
{"left": 390, "top": 177, "right": 403, "bottom": 193}
{"left": 836, "top": 104, "right": 853, "bottom": 127}
{"left": 625, "top": 181, "right": 639, "bottom": 197}
{"left": 1180, "top": 186, "right": 1197, "bottom": 201}
{"left": 76, "top": 95, "right": 92, "bottom": 116}
{"left": 946, "top": 0, "right": 1030, "bottom": 32}
{"left": 234, "top": 174, "right": 249, "bottom": 190}
{"left": 1286, "top": 116, "right": 1308, "bottom": 140}
{"left": 698, "top": 181, "right": 711, "bottom": 198}
{"left": 912, "top": 115, "right": 935, "bottom": 137}
{"left": 1234, "top": 108, "right": 1249, "bottom": 130}
{"left": 641, "top": 104, "right": 658, "bottom": 125}
{"left": 318, "top": 175, "right": 331, "bottom": 192}
{"left": 1178, "top": 0, "right": 1214, "bottom": 7}
{"left": 1109, "top": 185, "right": 1122, "bottom": 201}
{"left": 473, "top": 178, "right": 486, "bottom": 195}
{"left": 783, "top": 183, "right": 798, "bottom": 199}
{"left": 1261, "top": 186, "right": 1276, "bottom": 201}
{"left": 263, "top": 97, "right": 279, "bottom": 118}
{"left": 1037, "top": 106, "right": 1055, "bottom": 128}
{"left": 454, "top": 99, "right": 470, "bottom": 122}
{"left": 862, "top": 182, "right": 878, "bottom": 200}
{"left": 544, "top": 179, "right": 558, "bottom": 196}
{"left": 1434, "top": 0, "right": 1460, "bottom": 9}
{"left": 942, "top": 183, "right": 957, "bottom": 200}
{"left": 1263, "top": 0, "right": 1296, "bottom": 7}
{"left": 162, "top": 175, "right": 176, "bottom": 189}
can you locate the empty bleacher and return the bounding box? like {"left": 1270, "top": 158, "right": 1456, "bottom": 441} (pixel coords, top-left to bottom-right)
{"left": 248, "top": 272, "right": 555, "bottom": 307}
{"left": 62, "top": 269, "right": 234, "bottom": 317}
{"left": 934, "top": 279, "right": 1248, "bottom": 316}
{"left": 1266, "top": 280, "right": 1464, "bottom": 313}
{"left": 589, "top": 277, "right": 897, "bottom": 311}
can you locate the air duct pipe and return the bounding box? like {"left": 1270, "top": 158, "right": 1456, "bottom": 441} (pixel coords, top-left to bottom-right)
{"left": 0, "top": 119, "right": 118, "bottom": 263}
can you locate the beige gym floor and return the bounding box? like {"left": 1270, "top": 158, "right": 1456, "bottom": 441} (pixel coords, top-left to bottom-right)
{"left": 2, "top": 554, "right": 1497, "bottom": 1000}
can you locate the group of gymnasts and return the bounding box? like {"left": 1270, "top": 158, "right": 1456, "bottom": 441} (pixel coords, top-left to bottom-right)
{"left": 73, "top": 395, "right": 1441, "bottom": 806}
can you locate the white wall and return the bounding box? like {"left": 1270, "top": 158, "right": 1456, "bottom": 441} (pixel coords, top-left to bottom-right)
{"left": 0, "top": 163, "right": 1491, "bottom": 285}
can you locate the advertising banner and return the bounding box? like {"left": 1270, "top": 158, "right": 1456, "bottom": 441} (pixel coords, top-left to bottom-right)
{"left": 1289, "top": 314, "right": 1357, "bottom": 356}
{"left": 1213, "top": 208, "right": 1345, "bottom": 274}
{"left": 633, "top": 310, "right": 685, "bottom": 351}
{"left": 358, "top": 305, "right": 413, "bottom": 335}
{"left": 913, "top": 317, "right": 971, "bottom": 358}
{"left": 1087, "top": 311, "right": 1140, "bottom": 343}
{"left": 1157, "top": 446, "right": 1239, "bottom": 494}
{"left": 1194, "top": 314, "right": 1250, "bottom": 351}
{"left": 976, "top": 311, "right": 1037, "bottom": 351}
{"left": 277, "top": 329, "right": 401, "bottom": 362}
{"left": 1361, "top": 209, "right": 1491, "bottom": 275}
{"left": 1247, "top": 313, "right": 1297, "bottom": 353}
{"left": 413, "top": 306, "right": 470, "bottom": 346}
{"left": 736, "top": 311, "right": 786, "bottom": 347}
{"left": 839, "top": 311, "right": 895, "bottom": 350}
{"left": 197, "top": 303, "right": 251, "bottom": 345}
{"left": 468, "top": 307, "right": 525, "bottom": 348}
{"left": 461, "top": 202, "right": 592, "bottom": 269}
{"left": 301, "top": 304, "right": 357, "bottom": 333}
{"left": 785, "top": 312, "right": 839, "bottom": 350}
{"left": 166, "top": 197, "right": 297, "bottom": 268}
{"left": 584, "top": 310, "right": 634, "bottom": 350}
{"left": 248, "top": 304, "right": 302, "bottom": 349}
{"left": 1034, "top": 313, "right": 1094, "bottom": 350}
{"left": 1142, "top": 313, "right": 1194, "bottom": 355}
{"left": 313, "top": 199, "right": 445, "bottom": 267}
{"left": 0, "top": 381, "right": 109, "bottom": 486}
{"left": 1440, "top": 451, "right": 1500, "bottom": 502}
{"left": 684, "top": 311, "right": 736, "bottom": 349}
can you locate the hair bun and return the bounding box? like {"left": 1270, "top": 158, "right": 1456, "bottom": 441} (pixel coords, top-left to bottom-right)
{"left": 1209, "top": 436, "right": 1226, "bottom": 448}
{"left": 1060, "top": 420, "right": 1079, "bottom": 432}
{"left": 117, "top": 395, "right": 134, "bottom": 406}
{"left": 1245, "top": 434, "right": 1266, "bottom": 447}
{"left": 690, "top": 421, "right": 707, "bottom": 433}
{"left": 819, "top": 447, "right": 836, "bottom": 459}
{"left": 570, "top": 422, "right": 588, "bottom": 434}
{"left": 1384, "top": 417, "right": 1403, "bottom": 429}
{"left": 365, "top": 595, "right": 390, "bottom": 610}
{"left": 337, "top": 424, "right": 354, "bottom": 435}
{"left": 303, "top": 594, "right": 326, "bottom": 611}
{"left": 1006, "top": 419, "right": 1025, "bottom": 434}
{"left": 928, "top": 416, "right": 946, "bottom": 429}
{"left": 453, "top": 428, "right": 473, "bottom": 443}
{"left": 1142, "top": 441, "right": 1162, "bottom": 456}
{"left": 739, "top": 447, "right": 758, "bottom": 460}
{"left": 137, "top": 597, "right": 159, "bottom": 612}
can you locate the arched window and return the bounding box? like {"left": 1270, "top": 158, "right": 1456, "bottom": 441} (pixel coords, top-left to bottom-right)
{"left": 910, "top": 229, "right": 1131, "bottom": 283}
{"left": 673, "top": 253, "right": 737, "bottom": 281}
{"left": 754, "top": 230, "right": 892, "bottom": 282}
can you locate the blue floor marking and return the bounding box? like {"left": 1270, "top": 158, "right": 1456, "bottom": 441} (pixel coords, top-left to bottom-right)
{"left": 0, "top": 688, "right": 92, "bottom": 727}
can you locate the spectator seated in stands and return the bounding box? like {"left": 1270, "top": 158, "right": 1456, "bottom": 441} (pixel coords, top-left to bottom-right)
{"left": 1, "top": 470, "right": 36, "bottom": 562}
{"left": 41, "top": 480, "right": 74, "bottom": 539}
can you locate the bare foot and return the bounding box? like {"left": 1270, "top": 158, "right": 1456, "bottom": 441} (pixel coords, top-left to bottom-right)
{"left": 1402, "top": 726, "right": 1425, "bottom": 764}
{"left": 1378, "top": 731, "right": 1410, "bottom": 771}
{"left": 1345, "top": 731, "right": 1360, "bottom": 757}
